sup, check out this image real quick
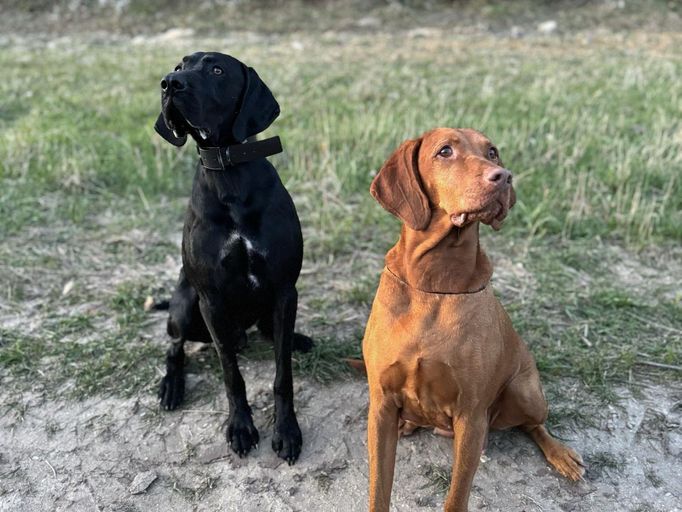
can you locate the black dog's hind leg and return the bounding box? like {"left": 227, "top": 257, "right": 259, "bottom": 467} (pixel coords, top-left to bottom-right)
{"left": 159, "top": 337, "right": 186, "bottom": 410}
{"left": 199, "top": 300, "right": 259, "bottom": 457}
{"left": 271, "top": 287, "right": 303, "bottom": 464}
{"left": 258, "top": 318, "right": 314, "bottom": 353}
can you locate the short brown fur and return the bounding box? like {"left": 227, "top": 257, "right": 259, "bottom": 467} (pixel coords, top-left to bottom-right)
{"left": 364, "top": 128, "right": 584, "bottom": 511}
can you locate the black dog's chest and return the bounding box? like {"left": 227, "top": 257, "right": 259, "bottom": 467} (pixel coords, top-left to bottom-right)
{"left": 185, "top": 219, "right": 268, "bottom": 290}
{"left": 220, "top": 231, "right": 267, "bottom": 287}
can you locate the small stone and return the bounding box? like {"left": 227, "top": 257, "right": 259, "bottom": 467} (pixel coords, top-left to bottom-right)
{"left": 61, "top": 280, "right": 75, "bottom": 297}
{"left": 538, "top": 20, "right": 558, "bottom": 34}
{"left": 128, "top": 470, "right": 157, "bottom": 495}
{"left": 356, "top": 16, "right": 380, "bottom": 28}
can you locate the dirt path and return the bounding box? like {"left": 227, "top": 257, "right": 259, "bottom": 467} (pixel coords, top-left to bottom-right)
{"left": 2, "top": 355, "right": 680, "bottom": 511}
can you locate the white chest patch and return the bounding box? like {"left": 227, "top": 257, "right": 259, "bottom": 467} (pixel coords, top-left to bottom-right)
{"left": 225, "top": 231, "right": 264, "bottom": 288}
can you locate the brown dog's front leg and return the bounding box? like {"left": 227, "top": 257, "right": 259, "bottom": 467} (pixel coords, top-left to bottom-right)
{"left": 367, "top": 395, "right": 399, "bottom": 512}
{"left": 444, "top": 414, "right": 488, "bottom": 512}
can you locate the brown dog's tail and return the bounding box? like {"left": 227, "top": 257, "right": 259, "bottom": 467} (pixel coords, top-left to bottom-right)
{"left": 344, "top": 358, "right": 366, "bottom": 374}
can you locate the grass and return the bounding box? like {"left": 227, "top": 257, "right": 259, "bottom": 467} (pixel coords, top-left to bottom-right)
{"left": 0, "top": 5, "right": 680, "bottom": 404}
{"left": 0, "top": 281, "right": 164, "bottom": 398}
{"left": 422, "top": 464, "right": 452, "bottom": 495}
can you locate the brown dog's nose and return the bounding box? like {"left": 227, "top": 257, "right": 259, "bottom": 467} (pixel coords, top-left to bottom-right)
{"left": 485, "top": 168, "right": 512, "bottom": 186}
{"left": 160, "top": 73, "right": 186, "bottom": 92}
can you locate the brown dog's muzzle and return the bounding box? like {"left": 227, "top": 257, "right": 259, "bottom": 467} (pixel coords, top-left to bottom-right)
{"left": 451, "top": 167, "right": 515, "bottom": 231}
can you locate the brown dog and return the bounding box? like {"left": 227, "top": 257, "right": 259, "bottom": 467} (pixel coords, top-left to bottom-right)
{"left": 363, "top": 128, "right": 584, "bottom": 511}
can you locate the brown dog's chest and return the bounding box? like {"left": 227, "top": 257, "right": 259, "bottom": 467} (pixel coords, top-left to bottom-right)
{"left": 364, "top": 270, "right": 528, "bottom": 428}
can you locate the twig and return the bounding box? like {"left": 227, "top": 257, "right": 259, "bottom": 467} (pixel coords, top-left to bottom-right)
{"left": 626, "top": 312, "right": 682, "bottom": 334}
{"left": 44, "top": 460, "right": 56, "bottom": 478}
{"left": 636, "top": 360, "right": 682, "bottom": 372}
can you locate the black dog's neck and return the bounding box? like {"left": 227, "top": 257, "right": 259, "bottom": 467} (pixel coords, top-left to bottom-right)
{"left": 198, "top": 163, "right": 247, "bottom": 207}
{"left": 197, "top": 136, "right": 283, "bottom": 172}
{"left": 193, "top": 131, "right": 242, "bottom": 149}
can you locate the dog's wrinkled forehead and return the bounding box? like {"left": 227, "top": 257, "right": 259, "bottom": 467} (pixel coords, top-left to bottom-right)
{"left": 422, "top": 128, "right": 494, "bottom": 158}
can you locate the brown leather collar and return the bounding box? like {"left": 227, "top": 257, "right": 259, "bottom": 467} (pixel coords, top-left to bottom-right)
{"left": 385, "top": 266, "right": 489, "bottom": 296}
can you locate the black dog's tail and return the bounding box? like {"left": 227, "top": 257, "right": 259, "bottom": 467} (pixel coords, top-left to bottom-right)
{"left": 150, "top": 300, "right": 170, "bottom": 311}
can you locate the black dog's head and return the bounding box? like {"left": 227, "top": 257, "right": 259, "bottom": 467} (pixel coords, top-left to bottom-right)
{"left": 155, "top": 52, "right": 280, "bottom": 147}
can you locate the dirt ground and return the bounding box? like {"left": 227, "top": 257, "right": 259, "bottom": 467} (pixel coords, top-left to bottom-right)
{"left": 1, "top": 356, "right": 680, "bottom": 511}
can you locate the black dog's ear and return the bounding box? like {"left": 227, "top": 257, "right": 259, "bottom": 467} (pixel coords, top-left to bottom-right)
{"left": 231, "top": 66, "right": 280, "bottom": 142}
{"left": 154, "top": 113, "right": 187, "bottom": 147}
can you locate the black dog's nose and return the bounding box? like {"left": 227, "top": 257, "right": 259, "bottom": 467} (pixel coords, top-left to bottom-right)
{"left": 160, "top": 73, "right": 186, "bottom": 92}
{"left": 485, "top": 168, "right": 512, "bottom": 186}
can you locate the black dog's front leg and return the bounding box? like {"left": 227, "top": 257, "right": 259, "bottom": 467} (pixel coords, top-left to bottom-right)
{"left": 271, "top": 287, "right": 303, "bottom": 464}
{"left": 199, "top": 300, "right": 259, "bottom": 457}
{"left": 159, "top": 338, "right": 185, "bottom": 410}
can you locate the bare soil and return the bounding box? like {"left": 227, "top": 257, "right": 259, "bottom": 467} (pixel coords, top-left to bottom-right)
{"left": 1, "top": 353, "right": 681, "bottom": 511}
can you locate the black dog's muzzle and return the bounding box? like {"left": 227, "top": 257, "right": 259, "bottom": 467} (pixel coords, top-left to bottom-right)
{"left": 197, "top": 136, "right": 283, "bottom": 171}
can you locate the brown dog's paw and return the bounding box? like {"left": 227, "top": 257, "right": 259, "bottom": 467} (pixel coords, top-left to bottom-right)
{"left": 546, "top": 445, "right": 586, "bottom": 481}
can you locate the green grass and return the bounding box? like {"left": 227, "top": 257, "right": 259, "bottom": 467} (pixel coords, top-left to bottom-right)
{"left": 0, "top": 281, "right": 163, "bottom": 398}
{"left": 0, "top": 18, "right": 680, "bottom": 402}
{"left": 1, "top": 36, "right": 681, "bottom": 245}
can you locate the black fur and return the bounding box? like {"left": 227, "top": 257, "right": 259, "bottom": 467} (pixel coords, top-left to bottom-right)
{"left": 155, "top": 52, "right": 312, "bottom": 464}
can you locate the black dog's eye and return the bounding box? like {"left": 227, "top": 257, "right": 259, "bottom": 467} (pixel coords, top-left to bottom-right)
{"left": 213, "top": 66, "right": 223, "bottom": 75}
{"left": 488, "top": 147, "right": 499, "bottom": 161}
{"left": 438, "top": 145, "right": 454, "bottom": 158}
{"left": 174, "top": 65, "right": 182, "bottom": 72}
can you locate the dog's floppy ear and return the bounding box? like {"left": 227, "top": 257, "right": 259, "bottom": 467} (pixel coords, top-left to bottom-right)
{"left": 231, "top": 65, "right": 280, "bottom": 142}
{"left": 154, "top": 113, "right": 187, "bottom": 147}
{"left": 370, "top": 138, "right": 431, "bottom": 230}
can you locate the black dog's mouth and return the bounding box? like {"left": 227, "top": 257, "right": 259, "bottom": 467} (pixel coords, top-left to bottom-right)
{"left": 161, "top": 96, "right": 188, "bottom": 138}
{"left": 161, "top": 94, "right": 211, "bottom": 141}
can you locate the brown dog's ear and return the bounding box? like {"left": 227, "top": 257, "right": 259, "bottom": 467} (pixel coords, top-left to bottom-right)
{"left": 370, "top": 138, "right": 431, "bottom": 230}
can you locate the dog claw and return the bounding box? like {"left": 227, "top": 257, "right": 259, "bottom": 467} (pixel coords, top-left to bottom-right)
{"left": 272, "top": 416, "right": 302, "bottom": 465}
{"left": 158, "top": 375, "right": 185, "bottom": 410}
{"left": 227, "top": 419, "right": 259, "bottom": 458}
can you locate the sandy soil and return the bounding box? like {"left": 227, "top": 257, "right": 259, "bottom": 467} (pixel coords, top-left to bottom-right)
{"left": 1, "top": 351, "right": 680, "bottom": 511}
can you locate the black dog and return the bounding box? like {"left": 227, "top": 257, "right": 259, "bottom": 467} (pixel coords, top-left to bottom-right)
{"left": 154, "top": 52, "right": 312, "bottom": 464}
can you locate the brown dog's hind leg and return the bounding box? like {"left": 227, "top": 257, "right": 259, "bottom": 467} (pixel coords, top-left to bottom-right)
{"left": 523, "top": 424, "right": 585, "bottom": 481}
{"left": 493, "top": 367, "right": 585, "bottom": 481}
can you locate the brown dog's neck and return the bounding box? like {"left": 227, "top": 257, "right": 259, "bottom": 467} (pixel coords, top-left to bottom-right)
{"left": 385, "top": 210, "right": 493, "bottom": 294}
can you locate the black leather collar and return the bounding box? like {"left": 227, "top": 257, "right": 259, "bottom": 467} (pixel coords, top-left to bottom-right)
{"left": 197, "top": 136, "right": 283, "bottom": 171}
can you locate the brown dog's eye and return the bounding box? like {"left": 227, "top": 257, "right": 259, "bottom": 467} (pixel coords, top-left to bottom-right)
{"left": 437, "top": 145, "right": 454, "bottom": 158}
{"left": 213, "top": 66, "right": 223, "bottom": 75}
{"left": 488, "top": 147, "right": 499, "bottom": 161}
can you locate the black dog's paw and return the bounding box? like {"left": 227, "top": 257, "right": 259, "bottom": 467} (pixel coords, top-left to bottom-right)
{"left": 292, "top": 333, "right": 314, "bottom": 353}
{"left": 272, "top": 415, "right": 302, "bottom": 465}
{"left": 158, "top": 374, "right": 185, "bottom": 410}
{"left": 227, "top": 417, "right": 259, "bottom": 458}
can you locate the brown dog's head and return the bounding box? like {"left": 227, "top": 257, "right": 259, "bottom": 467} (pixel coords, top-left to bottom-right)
{"left": 371, "top": 128, "right": 516, "bottom": 231}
